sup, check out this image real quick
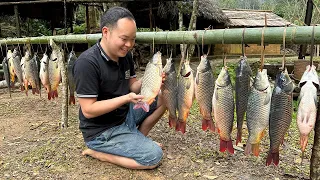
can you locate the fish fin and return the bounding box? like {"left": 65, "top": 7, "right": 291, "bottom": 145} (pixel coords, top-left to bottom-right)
{"left": 202, "top": 119, "right": 215, "bottom": 132}
{"left": 275, "top": 86, "right": 282, "bottom": 94}
{"left": 264, "top": 88, "right": 271, "bottom": 105}
{"left": 219, "top": 139, "right": 234, "bottom": 154}
{"left": 251, "top": 143, "right": 260, "bottom": 157}
{"left": 195, "top": 71, "right": 199, "bottom": 85}
{"left": 214, "top": 91, "right": 219, "bottom": 101}
{"left": 236, "top": 130, "right": 242, "bottom": 146}
{"left": 266, "top": 152, "right": 279, "bottom": 166}
{"left": 300, "top": 134, "right": 308, "bottom": 153}
{"left": 175, "top": 120, "right": 186, "bottom": 134}
{"left": 133, "top": 102, "right": 150, "bottom": 112}
{"left": 69, "top": 95, "right": 75, "bottom": 105}
{"left": 168, "top": 116, "right": 177, "bottom": 128}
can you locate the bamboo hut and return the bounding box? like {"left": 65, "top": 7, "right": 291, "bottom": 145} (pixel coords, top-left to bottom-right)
{"left": 214, "top": 9, "right": 292, "bottom": 56}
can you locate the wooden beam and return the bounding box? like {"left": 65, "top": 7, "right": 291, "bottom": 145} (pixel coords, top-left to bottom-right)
{"left": 14, "top": 5, "right": 21, "bottom": 38}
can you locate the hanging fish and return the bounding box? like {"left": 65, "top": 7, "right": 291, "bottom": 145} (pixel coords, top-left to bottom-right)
{"left": 297, "top": 65, "right": 319, "bottom": 154}
{"left": 133, "top": 51, "right": 162, "bottom": 112}
{"left": 39, "top": 53, "right": 50, "bottom": 98}
{"left": 11, "top": 48, "right": 24, "bottom": 91}
{"left": 24, "top": 51, "right": 40, "bottom": 95}
{"left": 48, "top": 39, "right": 63, "bottom": 99}
{"left": 235, "top": 56, "right": 253, "bottom": 145}
{"left": 245, "top": 69, "right": 271, "bottom": 157}
{"left": 162, "top": 57, "right": 178, "bottom": 128}
{"left": 195, "top": 55, "right": 215, "bottom": 132}
{"left": 212, "top": 66, "right": 234, "bottom": 154}
{"left": 266, "top": 69, "right": 294, "bottom": 166}
{"left": 176, "top": 57, "right": 194, "bottom": 134}
{"left": 2, "top": 57, "right": 11, "bottom": 97}
{"left": 7, "top": 50, "right": 15, "bottom": 84}
{"left": 67, "top": 51, "right": 77, "bottom": 105}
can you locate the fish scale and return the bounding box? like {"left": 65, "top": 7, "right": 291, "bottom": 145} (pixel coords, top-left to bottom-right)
{"left": 245, "top": 69, "right": 271, "bottom": 157}
{"left": 162, "top": 57, "right": 178, "bottom": 128}
{"left": 12, "top": 48, "right": 24, "bottom": 91}
{"left": 235, "top": 57, "right": 252, "bottom": 145}
{"left": 266, "top": 69, "right": 294, "bottom": 166}
{"left": 133, "top": 52, "right": 162, "bottom": 112}
{"left": 212, "top": 67, "right": 234, "bottom": 154}
{"left": 195, "top": 55, "right": 215, "bottom": 132}
{"left": 176, "top": 60, "right": 194, "bottom": 134}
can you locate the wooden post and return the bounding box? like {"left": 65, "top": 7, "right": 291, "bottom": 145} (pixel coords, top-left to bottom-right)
{"left": 85, "top": 4, "right": 90, "bottom": 34}
{"left": 149, "top": 3, "right": 153, "bottom": 54}
{"left": 317, "top": 45, "right": 319, "bottom": 57}
{"left": 14, "top": 5, "right": 21, "bottom": 37}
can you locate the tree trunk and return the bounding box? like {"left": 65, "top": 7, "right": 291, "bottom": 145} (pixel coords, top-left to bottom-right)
{"left": 310, "top": 99, "right": 320, "bottom": 179}
{"left": 178, "top": 2, "right": 184, "bottom": 53}
{"left": 187, "top": 0, "right": 198, "bottom": 60}
{"left": 85, "top": 5, "right": 90, "bottom": 34}
{"left": 14, "top": 5, "right": 21, "bottom": 37}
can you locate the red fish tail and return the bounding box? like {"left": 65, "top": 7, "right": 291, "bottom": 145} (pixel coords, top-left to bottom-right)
{"left": 32, "top": 88, "right": 36, "bottom": 94}
{"left": 220, "top": 139, "right": 234, "bottom": 154}
{"left": 48, "top": 92, "right": 51, "bottom": 100}
{"left": 201, "top": 119, "right": 216, "bottom": 132}
{"left": 54, "top": 90, "right": 58, "bottom": 98}
{"left": 236, "top": 130, "right": 242, "bottom": 146}
{"left": 133, "top": 102, "right": 150, "bottom": 112}
{"left": 175, "top": 120, "right": 186, "bottom": 134}
{"left": 168, "top": 116, "right": 177, "bottom": 128}
{"left": 69, "top": 95, "right": 75, "bottom": 105}
{"left": 266, "top": 151, "right": 279, "bottom": 166}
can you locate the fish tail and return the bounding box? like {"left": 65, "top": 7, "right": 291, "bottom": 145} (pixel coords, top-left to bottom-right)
{"left": 133, "top": 101, "right": 150, "bottom": 112}
{"left": 69, "top": 95, "right": 75, "bottom": 105}
{"left": 54, "top": 90, "right": 58, "bottom": 98}
{"left": 266, "top": 151, "right": 279, "bottom": 166}
{"left": 175, "top": 120, "right": 186, "bottom": 134}
{"left": 251, "top": 143, "right": 261, "bottom": 156}
{"left": 220, "top": 139, "right": 234, "bottom": 154}
{"left": 168, "top": 116, "right": 177, "bottom": 128}
{"left": 201, "top": 119, "right": 215, "bottom": 132}
{"left": 300, "top": 135, "right": 308, "bottom": 152}
{"left": 48, "top": 92, "right": 51, "bottom": 100}
{"left": 236, "top": 130, "right": 242, "bottom": 146}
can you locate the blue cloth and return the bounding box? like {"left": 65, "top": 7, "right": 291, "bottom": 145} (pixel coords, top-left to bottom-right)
{"left": 86, "top": 97, "right": 163, "bottom": 166}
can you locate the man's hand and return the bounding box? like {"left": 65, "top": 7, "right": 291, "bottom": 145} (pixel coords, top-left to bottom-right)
{"left": 127, "top": 92, "right": 144, "bottom": 104}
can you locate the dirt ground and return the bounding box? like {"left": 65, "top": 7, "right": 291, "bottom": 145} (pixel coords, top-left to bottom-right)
{"left": 0, "top": 63, "right": 314, "bottom": 180}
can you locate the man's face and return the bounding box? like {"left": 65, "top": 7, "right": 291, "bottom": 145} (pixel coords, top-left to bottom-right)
{"left": 102, "top": 18, "right": 136, "bottom": 59}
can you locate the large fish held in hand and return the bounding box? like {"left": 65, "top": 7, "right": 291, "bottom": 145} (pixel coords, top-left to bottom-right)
{"left": 297, "top": 65, "right": 319, "bottom": 154}
{"left": 68, "top": 51, "right": 77, "bottom": 105}
{"left": 176, "top": 58, "right": 194, "bottom": 134}
{"left": 266, "top": 68, "right": 294, "bottom": 166}
{"left": 48, "top": 39, "right": 63, "bottom": 99}
{"left": 133, "top": 52, "right": 162, "bottom": 112}
{"left": 162, "top": 57, "right": 178, "bottom": 128}
{"left": 245, "top": 69, "right": 271, "bottom": 156}
{"left": 235, "top": 56, "right": 252, "bottom": 145}
{"left": 212, "top": 66, "right": 234, "bottom": 154}
{"left": 195, "top": 55, "right": 215, "bottom": 132}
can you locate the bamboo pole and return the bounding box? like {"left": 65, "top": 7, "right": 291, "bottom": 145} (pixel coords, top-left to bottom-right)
{"left": 0, "top": 26, "right": 320, "bottom": 45}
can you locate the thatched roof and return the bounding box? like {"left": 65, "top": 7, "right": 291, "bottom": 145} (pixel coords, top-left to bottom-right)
{"left": 198, "top": 0, "right": 229, "bottom": 25}
{"left": 222, "top": 9, "right": 292, "bottom": 27}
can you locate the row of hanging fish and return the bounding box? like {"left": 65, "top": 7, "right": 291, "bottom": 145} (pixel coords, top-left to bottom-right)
{"left": 137, "top": 51, "right": 319, "bottom": 167}
{"left": 1, "top": 39, "right": 77, "bottom": 105}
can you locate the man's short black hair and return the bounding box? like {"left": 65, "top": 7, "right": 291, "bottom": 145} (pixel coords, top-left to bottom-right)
{"left": 100, "top": 7, "right": 135, "bottom": 31}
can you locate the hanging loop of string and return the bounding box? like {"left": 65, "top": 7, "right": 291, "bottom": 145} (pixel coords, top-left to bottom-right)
{"left": 241, "top": 27, "right": 246, "bottom": 57}
{"left": 260, "top": 27, "right": 266, "bottom": 72}
{"left": 282, "top": 27, "right": 287, "bottom": 70}
{"left": 222, "top": 29, "right": 226, "bottom": 67}
{"left": 310, "top": 25, "right": 315, "bottom": 67}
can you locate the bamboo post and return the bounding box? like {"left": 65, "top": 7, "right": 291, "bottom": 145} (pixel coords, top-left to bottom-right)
{"left": 0, "top": 26, "right": 320, "bottom": 45}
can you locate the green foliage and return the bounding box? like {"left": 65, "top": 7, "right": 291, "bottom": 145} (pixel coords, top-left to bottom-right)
{"left": 73, "top": 23, "right": 86, "bottom": 34}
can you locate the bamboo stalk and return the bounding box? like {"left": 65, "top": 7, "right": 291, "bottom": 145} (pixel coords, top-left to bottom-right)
{"left": 0, "top": 26, "right": 319, "bottom": 45}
